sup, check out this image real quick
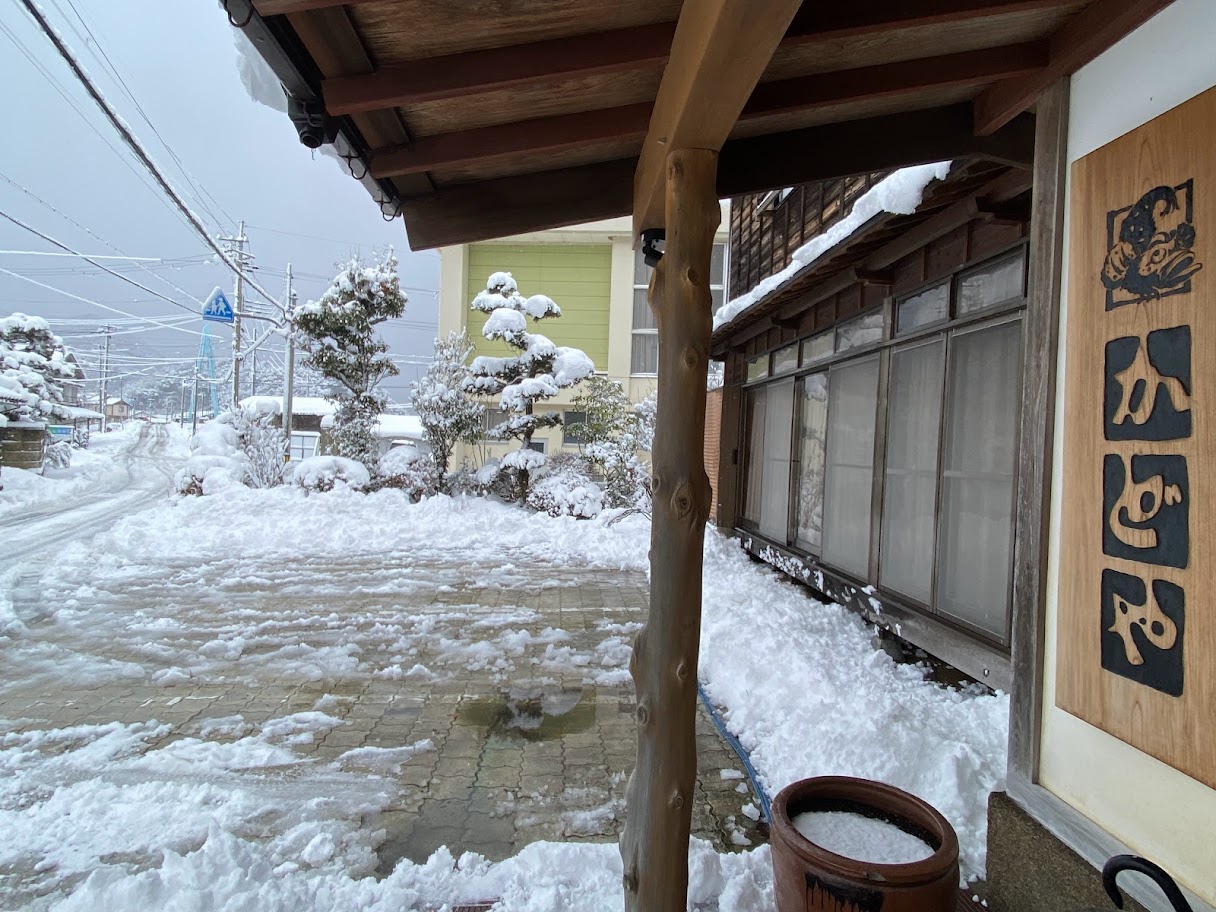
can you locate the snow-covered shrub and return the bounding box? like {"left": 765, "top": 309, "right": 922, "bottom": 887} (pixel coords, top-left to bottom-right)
{"left": 71, "top": 427, "right": 89, "bottom": 449}
{"left": 412, "top": 331, "right": 484, "bottom": 490}
{"left": 569, "top": 376, "right": 652, "bottom": 509}
{"left": 44, "top": 440, "right": 71, "bottom": 469}
{"left": 231, "top": 405, "right": 286, "bottom": 488}
{"left": 174, "top": 415, "right": 249, "bottom": 496}
{"left": 290, "top": 253, "right": 406, "bottom": 470}
{"left": 1, "top": 313, "right": 77, "bottom": 422}
{"left": 526, "top": 455, "right": 605, "bottom": 518}
{"left": 463, "top": 272, "right": 593, "bottom": 502}
{"left": 289, "top": 455, "right": 370, "bottom": 493}
{"left": 372, "top": 445, "right": 439, "bottom": 500}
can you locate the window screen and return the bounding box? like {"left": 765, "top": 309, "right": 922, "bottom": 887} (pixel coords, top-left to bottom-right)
{"left": 821, "top": 355, "right": 879, "bottom": 577}
{"left": 879, "top": 338, "right": 945, "bottom": 604}
{"left": 936, "top": 319, "right": 1021, "bottom": 639}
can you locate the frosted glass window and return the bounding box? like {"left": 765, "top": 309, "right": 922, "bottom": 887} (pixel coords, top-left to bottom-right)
{"left": 836, "top": 312, "right": 883, "bottom": 353}
{"left": 772, "top": 344, "right": 799, "bottom": 375}
{"left": 794, "top": 372, "right": 828, "bottom": 552}
{"left": 741, "top": 386, "right": 766, "bottom": 523}
{"left": 802, "top": 331, "right": 834, "bottom": 366}
{"left": 631, "top": 334, "right": 658, "bottom": 374}
{"left": 936, "top": 320, "right": 1021, "bottom": 639}
{"left": 759, "top": 380, "right": 795, "bottom": 543}
{"left": 958, "top": 250, "right": 1025, "bottom": 315}
{"left": 821, "top": 356, "right": 879, "bottom": 577}
{"left": 879, "top": 339, "right": 945, "bottom": 604}
{"left": 896, "top": 281, "right": 949, "bottom": 334}
{"left": 632, "top": 289, "right": 655, "bottom": 330}
{"left": 746, "top": 356, "right": 769, "bottom": 382}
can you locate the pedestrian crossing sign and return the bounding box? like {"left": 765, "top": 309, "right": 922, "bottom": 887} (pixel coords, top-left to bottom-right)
{"left": 203, "top": 287, "right": 235, "bottom": 324}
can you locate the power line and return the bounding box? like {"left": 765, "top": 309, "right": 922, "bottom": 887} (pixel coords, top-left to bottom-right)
{"left": 0, "top": 266, "right": 206, "bottom": 337}
{"left": 15, "top": 0, "right": 286, "bottom": 317}
{"left": 0, "top": 208, "right": 201, "bottom": 315}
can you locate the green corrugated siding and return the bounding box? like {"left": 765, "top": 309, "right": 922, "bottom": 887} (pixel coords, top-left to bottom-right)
{"left": 465, "top": 244, "right": 610, "bottom": 369}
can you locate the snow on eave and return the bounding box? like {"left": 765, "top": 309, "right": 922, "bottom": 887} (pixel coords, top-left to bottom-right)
{"left": 713, "top": 162, "right": 953, "bottom": 333}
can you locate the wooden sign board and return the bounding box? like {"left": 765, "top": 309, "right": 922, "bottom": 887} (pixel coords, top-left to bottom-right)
{"left": 1057, "top": 85, "right": 1215, "bottom": 789}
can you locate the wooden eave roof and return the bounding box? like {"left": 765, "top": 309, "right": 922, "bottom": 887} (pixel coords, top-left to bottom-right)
{"left": 231, "top": 0, "right": 1174, "bottom": 250}
{"left": 708, "top": 160, "right": 1032, "bottom": 355}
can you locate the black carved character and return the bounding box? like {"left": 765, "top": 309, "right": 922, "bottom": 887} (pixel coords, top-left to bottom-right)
{"left": 1100, "top": 569, "right": 1184, "bottom": 697}
{"left": 1102, "top": 181, "right": 1203, "bottom": 309}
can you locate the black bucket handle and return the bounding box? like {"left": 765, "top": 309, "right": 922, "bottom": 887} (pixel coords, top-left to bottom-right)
{"left": 1103, "top": 855, "right": 1194, "bottom": 912}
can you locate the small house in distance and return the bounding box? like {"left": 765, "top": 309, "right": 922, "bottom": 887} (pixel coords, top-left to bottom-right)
{"left": 103, "top": 398, "right": 130, "bottom": 423}
{"left": 240, "top": 396, "right": 427, "bottom": 460}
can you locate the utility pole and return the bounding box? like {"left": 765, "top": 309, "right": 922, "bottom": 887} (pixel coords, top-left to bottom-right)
{"left": 97, "top": 323, "right": 113, "bottom": 432}
{"left": 283, "top": 263, "right": 296, "bottom": 461}
{"left": 179, "top": 380, "right": 187, "bottom": 426}
{"left": 220, "top": 220, "right": 254, "bottom": 407}
{"left": 191, "top": 373, "right": 201, "bottom": 437}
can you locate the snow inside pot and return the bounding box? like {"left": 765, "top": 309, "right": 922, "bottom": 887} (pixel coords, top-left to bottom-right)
{"left": 770, "top": 776, "right": 959, "bottom": 912}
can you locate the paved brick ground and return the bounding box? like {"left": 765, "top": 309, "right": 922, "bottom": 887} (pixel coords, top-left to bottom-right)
{"left": 1, "top": 560, "right": 768, "bottom": 883}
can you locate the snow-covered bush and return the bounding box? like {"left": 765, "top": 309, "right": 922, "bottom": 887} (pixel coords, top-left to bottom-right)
{"left": 231, "top": 404, "right": 286, "bottom": 489}
{"left": 526, "top": 455, "right": 605, "bottom": 519}
{"left": 463, "top": 272, "right": 593, "bottom": 502}
{"left": 411, "top": 330, "right": 484, "bottom": 491}
{"left": 289, "top": 455, "right": 370, "bottom": 493}
{"left": 570, "top": 376, "right": 652, "bottom": 509}
{"left": 44, "top": 440, "right": 71, "bottom": 469}
{"left": 372, "top": 445, "right": 439, "bottom": 500}
{"left": 290, "top": 253, "right": 406, "bottom": 469}
{"left": 0, "top": 313, "right": 77, "bottom": 423}
{"left": 174, "top": 417, "right": 249, "bottom": 496}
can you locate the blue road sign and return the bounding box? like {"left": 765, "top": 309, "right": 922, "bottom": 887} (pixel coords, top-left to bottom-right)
{"left": 202, "top": 287, "right": 235, "bottom": 324}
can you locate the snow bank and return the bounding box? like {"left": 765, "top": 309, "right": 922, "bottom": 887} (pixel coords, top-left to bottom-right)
{"left": 289, "top": 456, "right": 371, "bottom": 492}
{"left": 714, "top": 162, "right": 953, "bottom": 330}
{"left": 0, "top": 423, "right": 144, "bottom": 517}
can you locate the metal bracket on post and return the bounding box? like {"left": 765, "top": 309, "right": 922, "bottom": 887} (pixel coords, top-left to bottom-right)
{"left": 641, "top": 228, "right": 666, "bottom": 267}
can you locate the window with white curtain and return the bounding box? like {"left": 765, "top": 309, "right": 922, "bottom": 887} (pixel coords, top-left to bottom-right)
{"left": 633, "top": 245, "right": 726, "bottom": 374}
{"left": 936, "top": 319, "right": 1021, "bottom": 639}
{"left": 879, "top": 338, "right": 945, "bottom": 604}
{"left": 741, "top": 386, "right": 767, "bottom": 524}
{"left": 821, "top": 355, "right": 879, "bottom": 578}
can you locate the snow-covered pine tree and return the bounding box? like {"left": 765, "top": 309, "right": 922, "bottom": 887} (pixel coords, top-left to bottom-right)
{"left": 463, "top": 272, "right": 593, "bottom": 502}
{"left": 0, "top": 313, "right": 75, "bottom": 422}
{"left": 290, "top": 252, "right": 406, "bottom": 469}
{"left": 411, "top": 330, "right": 485, "bottom": 491}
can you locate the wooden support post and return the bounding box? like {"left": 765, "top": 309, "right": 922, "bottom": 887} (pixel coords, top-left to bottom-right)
{"left": 620, "top": 148, "right": 719, "bottom": 912}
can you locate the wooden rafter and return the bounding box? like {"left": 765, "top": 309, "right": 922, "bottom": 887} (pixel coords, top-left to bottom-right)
{"left": 400, "top": 105, "right": 1036, "bottom": 250}
{"left": 784, "top": 0, "right": 1080, "bottom": 42}
{"left": 368, "top": 46, "right": 1043, "bottom": 179}
{"left": 253, "top": 0, "right": 389, "bottom": 14}
{"left": 323, "top": 23, "right": 675, "bottom": 114}
{"left": 973, "top": 0, "right": 1175, "bottom": 134}
{"left": 632, "top": 0, "right": 804, "bottom": 235}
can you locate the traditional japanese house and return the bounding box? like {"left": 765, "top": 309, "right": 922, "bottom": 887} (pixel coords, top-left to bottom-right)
{"left": 227, "top": 0, "right": 1213, "bottom": 908}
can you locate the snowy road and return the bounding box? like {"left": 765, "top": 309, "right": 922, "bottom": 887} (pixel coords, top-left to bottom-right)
{"left": 0, "top": 423, "right": 179, "bottom": 571}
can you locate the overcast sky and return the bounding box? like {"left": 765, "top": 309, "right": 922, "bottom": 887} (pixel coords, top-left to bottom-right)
{"left": 0, "top": 0, "right": 440, "bottom": 405}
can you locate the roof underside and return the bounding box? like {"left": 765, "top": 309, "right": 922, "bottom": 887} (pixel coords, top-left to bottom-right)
{"left": 235, "top": 0, "right": 1172, "bottom": 249}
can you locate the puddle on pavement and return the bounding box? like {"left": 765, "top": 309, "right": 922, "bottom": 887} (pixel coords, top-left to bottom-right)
{"left": 455, "top": 686, "right": 596, "bottom": 741}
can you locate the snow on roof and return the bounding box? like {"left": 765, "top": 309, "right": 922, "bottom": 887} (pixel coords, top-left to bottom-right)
{"left": 318, "top": 412, "right": 424, "bottom": 439}
{"left": 58, "top": 405, "right": 105, "bottom": 420}
{"left": 241, "top": 395, "right": 339, "bottom": 417}
{"left": 105, "top": 397, "right": 128, "bottom": 406}
{"left": 713, "top": 162, "right": 953, "bottom": 331}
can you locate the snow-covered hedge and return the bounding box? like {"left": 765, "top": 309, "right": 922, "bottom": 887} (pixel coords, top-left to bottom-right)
{"left": 289, "top": 456, "right": 370, "bottom": 493}
{"left": 174, "top": 419, "right": 249, "bottom": 496}
{"left": 526, "top": 457, "right": 605, "bottom": 519}
{"left": 372, "top": 445, "right": 438, "bottom": 500}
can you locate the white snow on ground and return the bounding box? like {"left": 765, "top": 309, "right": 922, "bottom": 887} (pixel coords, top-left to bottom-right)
{"left": 713, "top": 162, "right": 953, "bottom": 330}
{"left": 0, "top": 423, "right": 150, "bottom": 518}
{"left": 2, "top": 489, "right": 1006, "bottom": 906}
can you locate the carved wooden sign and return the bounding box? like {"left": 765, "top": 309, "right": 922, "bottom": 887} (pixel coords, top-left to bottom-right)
{"left": 1058, "top": 85, "right": 1214, "bottom": 788}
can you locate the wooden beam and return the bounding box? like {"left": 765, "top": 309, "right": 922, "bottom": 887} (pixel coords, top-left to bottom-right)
{"left": 324, "top": 22, "right": 674, "bottom": 114}
{"left": 398, "top": 105, "right": 1037, "bottom": 250}
{"left": 253, "top": 0, "right": 377, "bottom": 13}
{"left": 784, "top": 0, "right": 1080, "bottom": 42}
{"left": 717, "top": 104, "right": 1036, "bottom": 197}
{"left": 369, "top": 104, "right": 651, "bottom": 179}
{"left": 745, "top": 43, "right": 1046, "bottom": 121}
{"left": 398, "top": 159, "right": 635, "bottom": 251}
{"left": 633, "top": 0, "right": 803, "bottom": 235}
{"left": 368, "top": 44, "right": 1041, "bottom": 179}
{"left": 973, "top": 0, "right": 1174, "bottom": 134}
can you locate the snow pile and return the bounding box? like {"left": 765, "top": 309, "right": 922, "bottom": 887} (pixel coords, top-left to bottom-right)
{"left": 375, "top": 445, "right": 438, "bottom": 499}
{"left": 289, "top": 455, "right": 371, "bottom": 493}
{"left": 698, "top": 532, "right": 1007, "bottom": 881}
{"left": 792, "top": 811, "right": 934, "bottom": 864}
{"left": 714, "top": 162, "right": 953, "bottom": 330}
